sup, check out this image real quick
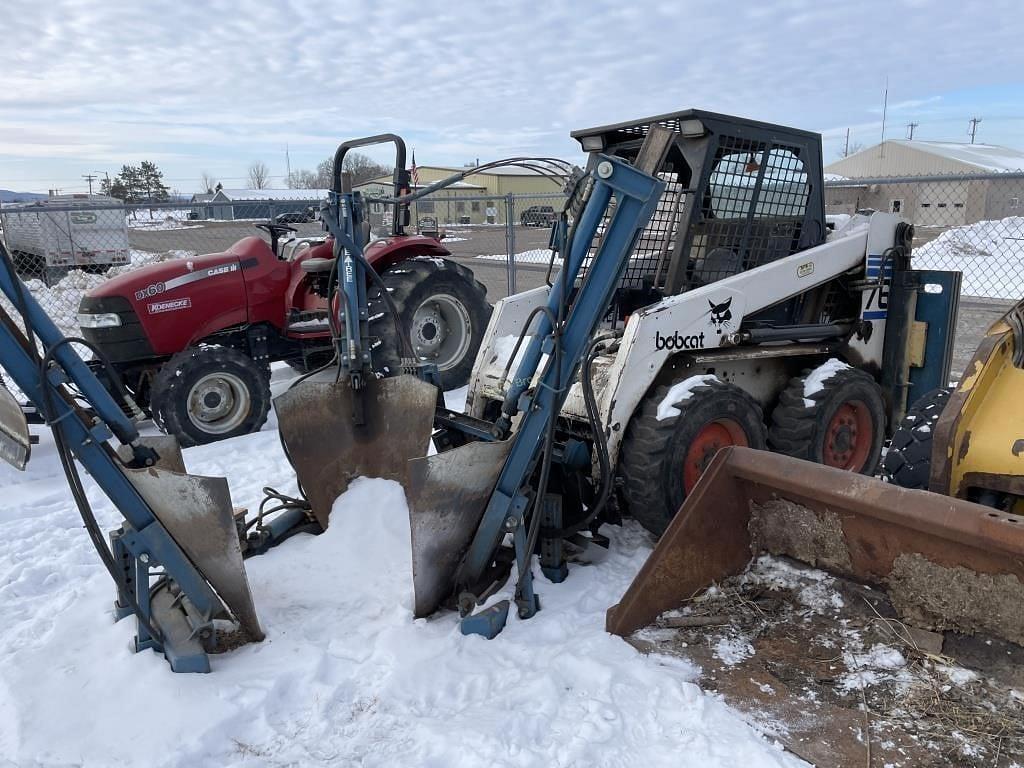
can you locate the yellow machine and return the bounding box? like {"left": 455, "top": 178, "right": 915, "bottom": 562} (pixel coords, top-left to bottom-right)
{"left": 883, "top": 299, "right": 1024, "bottom": 511}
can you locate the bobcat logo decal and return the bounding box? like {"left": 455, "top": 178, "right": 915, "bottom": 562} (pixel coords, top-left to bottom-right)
{"left": 708, "top": 297, "right": 734, "bottom": 335}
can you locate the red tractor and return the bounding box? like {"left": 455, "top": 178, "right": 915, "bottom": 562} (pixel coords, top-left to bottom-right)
{"left": 77, "top": 219, "right": 490, "bottom": 446}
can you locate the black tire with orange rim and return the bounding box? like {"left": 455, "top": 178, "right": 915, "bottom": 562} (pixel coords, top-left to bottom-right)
{"left": 619, "top": 378, "right": 766, "bottom": 537}
{"left": 768, "top": 366, "right": 886, "bottom": 475}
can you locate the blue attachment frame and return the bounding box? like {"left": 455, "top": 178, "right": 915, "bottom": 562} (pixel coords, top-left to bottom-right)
{"left": 0, "top": 259, "right": 229, "bottom": 671}
{"left": 454, "top": 156, "right": 664, "bottom": 617}
{"left": 322, "top": 191, "right": 371, "bottom": 382}
{"left": 908, "top": 269, "right": 961, "bottom": 406}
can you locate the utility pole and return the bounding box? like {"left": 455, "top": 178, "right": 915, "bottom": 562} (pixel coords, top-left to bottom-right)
{"left": 879, "top": 77, "right": 889, "bottom": 158}
{"left": 906, "top": 122, "right": 919, "bottom": 140}
{"left": 844, "top": 128, "right": 850, "bottom": 157}
{"left": 82, "top": 173, "right": 97, "bottom": 195}
{"left": 285, "top": 144, "right": 291, "bottom": 181}
{"left": 968, "top": 117, "right": 982, "bottom": 144}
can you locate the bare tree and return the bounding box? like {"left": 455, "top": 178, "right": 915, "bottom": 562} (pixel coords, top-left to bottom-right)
{"left": 200, "top": 171, "right": 218, "bottom": 193}
{"left": 286, "top": 169, "right": 320, "bottom": 189}
{"left": 282, "top": 151, "right": 389, "bottom": 191}
{"left": 247, "top": 161, "right": 270, "bottom": 189}
{"left": 342, "top": 152, "right": 390, "bottom": 186}
{"left": 837, "top": 141, "right": 864, "bottom": 159}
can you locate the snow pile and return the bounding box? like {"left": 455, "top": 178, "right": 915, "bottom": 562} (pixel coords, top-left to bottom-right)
{"left": 0, "top": 420, "right": 804, "bottom": 766}
{"left": 477, "top": 248, "right": 559, "bottom": 265}
{"left": 837, "top": 644, "right": 909, "bottom": 694}
{"left": 741, "top": 556, "right": 844, "bottom": 614}
{"left": 714, "top": 636, "right": 756, "bottom": 666}
{"left": 801, "top": 358, "right": 850, "bottom": 406}
{"left": 127, "top": 209, "right": 201, "bottom": 230}
{"left": 657, "top": 375, "right": 719, "bottom": 420}
{"left": 912, "top": 217, "right": 1024, "bottom": 300}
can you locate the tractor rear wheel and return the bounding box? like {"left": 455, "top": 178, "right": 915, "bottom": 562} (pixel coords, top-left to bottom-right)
{"left": 368, "top": 257, "right": 491, "bottom": 387}
{"left": 150, "top": 346, "right": 271, "bottom": 447}
{"left": 768, "top": 365, "right": 885, "bottom": 475}
{"left": 881, "top": 387, "right": 951, "bottom": 490}
{"left": 619, "top": 378, "right": 766, "bottom": 537}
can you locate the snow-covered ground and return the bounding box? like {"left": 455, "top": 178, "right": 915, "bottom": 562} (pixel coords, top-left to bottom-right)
{"left": 0, "top": 383, "right": 805, "bottom": 767}
{"left": 913, "top": 216, "right": 1024, "bottom": 300}
{"left": 477, "top": 248, "right": 559, "bottom": 265}
{"left": 126, "top": 208, "right": 202, "bottom": 230}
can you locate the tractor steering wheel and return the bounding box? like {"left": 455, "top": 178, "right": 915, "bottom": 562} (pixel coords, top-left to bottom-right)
{"left": 256, "top": 222, "right": 298, "bottom": 236}
{"left": 255, "top": 222, "right": 298, "bottom": 257}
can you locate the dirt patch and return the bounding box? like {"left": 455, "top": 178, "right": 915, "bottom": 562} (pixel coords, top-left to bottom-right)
{"left": 888, "top": 552, "right": 1024, "bottom": 646}
{"left": 630, "top": 556, "right": 1024, "bottom": 767}
{"left": 749, "top": 499, "right": 853, "bottom": 573}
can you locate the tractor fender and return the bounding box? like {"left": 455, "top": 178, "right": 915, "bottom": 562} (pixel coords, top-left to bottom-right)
{"left": 283, "top": 235, "right": 452, "bottom": 322}
{"left": 364, "top": 235, "right": 451, "bottom": 273}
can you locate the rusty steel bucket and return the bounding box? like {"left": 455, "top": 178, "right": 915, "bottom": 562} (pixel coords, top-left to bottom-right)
{"left": 608, "top": 447, "right": 1024, "bottom": 646}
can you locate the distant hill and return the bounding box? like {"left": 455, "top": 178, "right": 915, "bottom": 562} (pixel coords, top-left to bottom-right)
{"left": 0, "top": 190, "right": 46, "bottom": 203}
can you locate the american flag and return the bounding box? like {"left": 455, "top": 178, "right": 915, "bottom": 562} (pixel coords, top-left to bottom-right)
{"left": 410, "top": 150, "right": 419, "bottom": 187}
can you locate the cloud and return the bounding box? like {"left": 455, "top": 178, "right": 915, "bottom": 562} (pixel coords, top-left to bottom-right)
{"left": 1, "top": 0, "right": 1023, "bottom": 191}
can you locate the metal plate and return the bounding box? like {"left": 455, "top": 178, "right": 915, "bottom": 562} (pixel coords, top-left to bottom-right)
{"left": 274, "top": 374, "right": 437, "bottom": 529}
{"left": 124, "top": 464, "right": 263, "bottom": 641}
{"left": 406, "top": 439, "right": 512, "bottom": 618}
{"left": 0, "top": 381, "right": 29, "bottom": 470}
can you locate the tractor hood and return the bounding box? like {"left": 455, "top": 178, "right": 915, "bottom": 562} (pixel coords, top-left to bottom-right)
{"left": 85, "top": 237, "right": 274, "bottom": 300}
{"left": 78, "top": 237, "right": 274, "bottom": 359}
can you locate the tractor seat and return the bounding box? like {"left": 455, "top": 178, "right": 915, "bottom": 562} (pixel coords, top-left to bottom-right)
{"left": 300, "top": 257, "right": 336, "bottom": 274}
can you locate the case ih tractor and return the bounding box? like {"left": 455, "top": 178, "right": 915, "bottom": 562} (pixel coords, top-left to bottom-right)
{"left": 77, "top": 160, "right": 490, "bottom": 446}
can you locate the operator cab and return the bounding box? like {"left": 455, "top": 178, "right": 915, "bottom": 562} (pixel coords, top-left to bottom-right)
{"left": 569, "top": 109, "right": 834, "bottom": 326}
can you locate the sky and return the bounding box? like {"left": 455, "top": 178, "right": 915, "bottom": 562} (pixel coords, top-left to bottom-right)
{"left": 2, "top": 0, "right": 1024, "bottom": 194}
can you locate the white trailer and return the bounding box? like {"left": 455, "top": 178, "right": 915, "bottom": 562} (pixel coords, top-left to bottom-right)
{"left": 1, "top": 195, "right": 130, "bottom": 284}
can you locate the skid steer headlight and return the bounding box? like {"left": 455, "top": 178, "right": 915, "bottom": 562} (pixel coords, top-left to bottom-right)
{"left": 78, "top": 312, "right": 122, "bottom": 329}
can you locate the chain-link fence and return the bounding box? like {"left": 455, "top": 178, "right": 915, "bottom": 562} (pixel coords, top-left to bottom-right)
{"left": 4, "top": 171, "right": 1020, "bottom": 347}
{"left": 825, "top": 171, "right": 1024, "bottom": 304}
{"left": 0, "top": 192, "right": 570, "bottom": 342}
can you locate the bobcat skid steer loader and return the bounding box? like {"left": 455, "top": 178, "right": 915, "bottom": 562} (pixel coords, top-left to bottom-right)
{"left": 463, "top": 109, "right": 958, "bottom": 539}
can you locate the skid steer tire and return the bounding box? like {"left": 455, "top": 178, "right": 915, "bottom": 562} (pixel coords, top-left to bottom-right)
{"left": 768, "top": 366, "right": 886, "bottom": 475}
{"left": 150, "top": 346, "right": 271, "bottom": 447}
{"left": 619, "top": 378, "right": 766, "bottom": 537}
{"left": 881, "top": 387, "right": 952, "bottom": 490}
{"left": 367, "top": 258, "right": 491, "bottom": 388}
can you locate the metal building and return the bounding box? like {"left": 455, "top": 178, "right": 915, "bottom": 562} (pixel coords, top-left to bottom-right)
{"left": 824, "top": 141, "right": 1024, "bottom": 226}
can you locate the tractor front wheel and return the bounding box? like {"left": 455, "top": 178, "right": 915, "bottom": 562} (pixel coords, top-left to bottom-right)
{"left": 150, "top": 346, "right": 271, "bottom": 447}
{"left": 619, "top": 378, "right": 767, "bottom": 536}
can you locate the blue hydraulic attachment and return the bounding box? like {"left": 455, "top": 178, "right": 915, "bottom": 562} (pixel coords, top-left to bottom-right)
{"left": 0, "top": 244, "right": 262, "bottom": 672}
{"left": 406, "top": 126, "right": 672, "bottom": 636}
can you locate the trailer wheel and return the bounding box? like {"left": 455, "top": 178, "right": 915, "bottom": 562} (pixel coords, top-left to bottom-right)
{"left": 368, "top": 257, "right": 491, "bottom": 387}
{"left": 768, "top": 366, "right": 885, "bottom": 475}
{"left": 881, "top": 387, "right": 951, "bottom": 489}
{"left": 619, "top": 378, "right": 766, "bottom": 536}
{"left": 150, "top": 346, "right": 271, "bottom": 447}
